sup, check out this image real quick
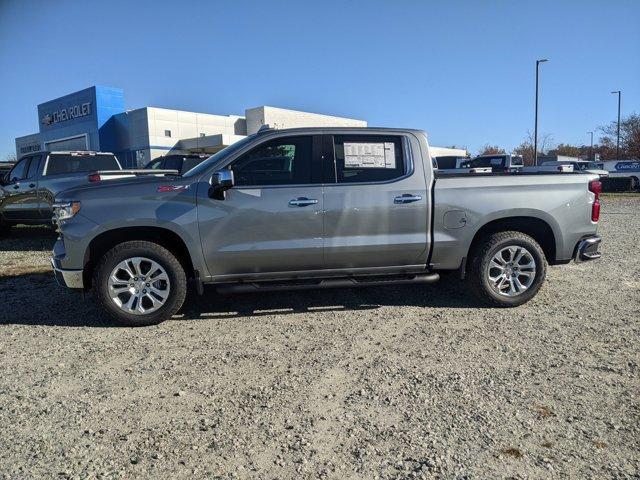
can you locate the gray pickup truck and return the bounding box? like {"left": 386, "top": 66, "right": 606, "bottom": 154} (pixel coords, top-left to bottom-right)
{"left": 51, "top": 128, "right": 602, "bottom": 326}
{"left": 0, "top": 151, "right": 122, "bottom": 235}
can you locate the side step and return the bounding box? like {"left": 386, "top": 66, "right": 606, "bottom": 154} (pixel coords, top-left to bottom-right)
{"left": 216, "top": 272, "right": 440, "bottom": 294}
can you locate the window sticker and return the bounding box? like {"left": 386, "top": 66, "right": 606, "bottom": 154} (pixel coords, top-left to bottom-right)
{"left": 344, "top": 142, "right": 396, "bottom": 169}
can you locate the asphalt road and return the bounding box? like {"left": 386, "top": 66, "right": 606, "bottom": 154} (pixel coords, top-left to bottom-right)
{"left": 0, "top": 195, "right": 638, "bottom": 479}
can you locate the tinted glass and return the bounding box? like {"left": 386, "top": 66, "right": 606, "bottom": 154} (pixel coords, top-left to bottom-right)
{"left": 146, "top": 159, "right": 163, "bottom": 170}
{"left": 182, "top": 134, "right": 258, "bottom": 178}
{"left": 9, "top": 158, "right": 29, "bottom": 181}
{"left": 181, "top": 157, "right": 203, "bottom": 174}
{"left": 331, "top": 135, "right": 404, "bottom": 183}
{"left": 231, "top": 136, "right": 313, "bottom": 186}
{"left": 26, "top": 154, "right": 42, "bottom": 178}
{"left": 45, "top": 154, "right": 120, "bottom": 175}
{"left": 163, "top": 157, "right": 183, "bottom": 171}
{"left": 470, "top": 156, "right": 506, "bottom": 168}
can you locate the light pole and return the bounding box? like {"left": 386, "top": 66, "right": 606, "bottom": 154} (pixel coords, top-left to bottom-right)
{"left": 534, "top": 58, "right": 548, "bottom": 165}
{"left": 587, "top": 131, "right": 593, "bottom": 160}
{"left": 611, "top": 90, "right": 621, "bottom": 160}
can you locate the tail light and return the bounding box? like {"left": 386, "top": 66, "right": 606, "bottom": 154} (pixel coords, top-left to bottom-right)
{"left": 589, "top": 180, "right": 601, "bottom": 222}
{"left": 88, "top": 173, "right": 101, "bottom": 182}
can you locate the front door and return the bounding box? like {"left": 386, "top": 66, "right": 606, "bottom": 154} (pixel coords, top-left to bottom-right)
{"left": 198, "top": 134, "right": 324, "bottom": 279}
{"left": 1, "top": 156, "right": 40, "bottom": 222}
{"left": 321, "top": 133, "right": 430, "bottom": 270}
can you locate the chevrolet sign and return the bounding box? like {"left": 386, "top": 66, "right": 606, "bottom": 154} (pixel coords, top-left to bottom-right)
{"left": 41, "top": 102, "right": 92, "bottom": 126}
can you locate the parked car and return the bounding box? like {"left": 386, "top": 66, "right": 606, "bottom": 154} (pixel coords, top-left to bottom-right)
{"left": 51, "top": 127, "right": 602, "bottom": 326}
{"left": 541, "top": 160, "right": 608, "bottom": 177}
{"left": 460, "top": 154, "right": 524, "bottom": 171}
{"left": 0, "top": 151, "right": 122, "bottom": 234}
{"left": 599, "top": 160, "right": 640, "bottom": 189}
{"left": 144, "top": 154, "right": 210, "bottom": 175}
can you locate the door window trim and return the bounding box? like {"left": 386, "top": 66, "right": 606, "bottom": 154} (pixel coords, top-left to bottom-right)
{"left": 322, "top": 134, "right": 414, "bottom": 186}
{"left": 224, "top": 134, "right": 323, "bottom": 190}
{"left": 8, "top": 156, "right": 31, "bottom": 182}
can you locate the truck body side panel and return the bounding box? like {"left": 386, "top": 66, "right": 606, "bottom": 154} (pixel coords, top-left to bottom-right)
{"left": 431, "top": 173, "right": 599, "bottom": 269}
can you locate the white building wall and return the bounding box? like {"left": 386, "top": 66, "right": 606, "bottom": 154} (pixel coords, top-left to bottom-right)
{"left": 245, "top": 106, "right": 367, "bottom": 134}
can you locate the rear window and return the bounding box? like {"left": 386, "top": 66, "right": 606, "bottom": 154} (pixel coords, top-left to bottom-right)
{"left": 45, "top": 154, "right": 120, "bottom": 175}
{"left": 470, "top": 156, "right": 505, "bottom": 168}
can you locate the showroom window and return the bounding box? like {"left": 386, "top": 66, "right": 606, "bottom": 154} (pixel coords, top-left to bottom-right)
{"left": 230, "top": 136, "right": 313, "bottom": 186}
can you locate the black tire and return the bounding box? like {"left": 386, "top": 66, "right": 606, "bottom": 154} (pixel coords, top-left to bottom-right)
{"left": 467, "top": 231, "right": 547, "bottom": 307}
{"left": 93, "top": 241, "right": 187, "bottom": 326}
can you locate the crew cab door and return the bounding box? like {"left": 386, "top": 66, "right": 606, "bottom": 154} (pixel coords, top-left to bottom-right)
{"left": 1, "top": 155, "right": 41, "bottom": 221}
{"left": 322, "top": 133, "right": 430, "bottom": 269}
{"left": 198, "top": 134, "right": 324, "bottom": 279}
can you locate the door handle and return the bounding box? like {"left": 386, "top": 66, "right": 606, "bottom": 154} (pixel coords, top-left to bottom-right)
{"left": 29, "top": 183, "right": 36, "bottom": 188}
{"left": 12, "top": 184, "right": 20, "bottom": 189}
{"left": 288, "top": 197, "right": 318, "bottom": 207}
{"left": 394, "top": 194, "right": 422, "bottom": 204}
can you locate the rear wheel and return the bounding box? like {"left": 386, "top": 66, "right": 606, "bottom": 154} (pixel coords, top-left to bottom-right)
{"left": 467, "top": 231, "right": 547, "bottom": 307}
{"left": 93, "top": 241, "right": 187, "bottom": 326}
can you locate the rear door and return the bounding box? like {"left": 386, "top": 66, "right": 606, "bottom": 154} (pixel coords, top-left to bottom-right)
{"left": 322, "top": 133, "right": 429, "bottom": 270}
{"left": 198, "top": 134, "right": 325, "bottom": 278}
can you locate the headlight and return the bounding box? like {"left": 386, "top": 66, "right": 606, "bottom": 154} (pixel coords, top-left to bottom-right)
{"left": 53, "top": 201, "right": 81, "bottom": 221}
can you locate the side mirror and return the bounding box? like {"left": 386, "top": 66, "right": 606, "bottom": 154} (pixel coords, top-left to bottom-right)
{"left": 208, "top": 169, "right": 234, "bottom": 200}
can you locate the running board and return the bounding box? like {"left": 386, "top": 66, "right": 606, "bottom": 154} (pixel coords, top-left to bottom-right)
{"left": 216, "top": 272, "right": 440, "bottom": 294}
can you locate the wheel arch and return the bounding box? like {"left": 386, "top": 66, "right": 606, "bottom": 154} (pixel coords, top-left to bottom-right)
{"left": 466, "top": 215, "right": 558, "bottom": 269}
{"left": 83, "top": 226, "right": 195, "bottom": 289}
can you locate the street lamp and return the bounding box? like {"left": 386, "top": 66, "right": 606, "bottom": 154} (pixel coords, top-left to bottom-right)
{"left": 587, "top": 131, "right": 593, "bottom": 160}
{"left": 534, "top": 58, "right": 548, "bottom": 165}
{"left": 611, "top": 90, "right": 621, "bottom": 160}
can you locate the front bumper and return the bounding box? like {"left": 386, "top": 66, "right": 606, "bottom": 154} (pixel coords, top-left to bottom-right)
{"left": 51, "top": 258, "right": 84, "bottom": 289}
{"left": 574, "top": 235, "right": 602, "bottom": 262}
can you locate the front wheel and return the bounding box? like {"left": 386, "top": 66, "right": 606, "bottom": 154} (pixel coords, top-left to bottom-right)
{"left": 467, "top": 231, "right": 547, "bottom": 307}
{"left": 93, "top": 241, "right": 187, "bottom": 326}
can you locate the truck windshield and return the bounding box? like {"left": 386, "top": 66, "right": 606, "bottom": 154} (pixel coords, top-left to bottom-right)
{"left": 182, "top": 135, "right": 258, "bottom": 178}
{"left": 45, "top": 154, "right": 121, "bottom": 175}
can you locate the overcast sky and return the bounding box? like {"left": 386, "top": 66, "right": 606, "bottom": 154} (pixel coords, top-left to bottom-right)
{"left": 1, "top": 0, "right": 639, "bottom": 158}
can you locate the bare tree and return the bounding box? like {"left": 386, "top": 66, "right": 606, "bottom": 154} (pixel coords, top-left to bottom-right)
{"left": 3, "top": 153, "right": 16, "bottom": 163}
{"left": 477, "top": 144, "right": 506, "bottom": 156}
{"left": 512, "top": 131, "right": 553, "bottom": 166}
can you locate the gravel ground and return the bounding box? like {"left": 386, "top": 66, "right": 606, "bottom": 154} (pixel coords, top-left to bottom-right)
{"left": 0, "top": 195, "right": 638, "bottom": 479}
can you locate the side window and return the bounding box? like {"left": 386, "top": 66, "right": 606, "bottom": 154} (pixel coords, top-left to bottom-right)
{"left": 230, "top": 136, "right": 313, "bottom": 186}
{"left": 331, "top": 135, "right": 405, "bottom": 183}
{"left": 146, "top": 159, "right": 163, "bottom": 170}
{"left": 9, "top": 158, "right": 29, "bottom": 182}
{"left": 26, "top": 154, "right": 42, "bottom": 179}
{"left": 163, "top": 157, "right": 182, "bottom": 171}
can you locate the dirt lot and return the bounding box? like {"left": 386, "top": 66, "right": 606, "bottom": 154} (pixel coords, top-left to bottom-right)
{"left": 0, "top": 195, "right": 638, "bottom": 479}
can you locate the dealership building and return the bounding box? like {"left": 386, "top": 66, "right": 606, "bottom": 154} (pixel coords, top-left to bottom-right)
{"left": 15, "top": 86, "right": 367, "bottom": 167}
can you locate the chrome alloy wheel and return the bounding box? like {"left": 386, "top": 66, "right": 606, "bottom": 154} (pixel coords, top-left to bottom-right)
{"left": 487, "top": 246, "right": 536, "bottom": 297}
{"left": 107, "top": 257, "right": 170, "bottom": 315}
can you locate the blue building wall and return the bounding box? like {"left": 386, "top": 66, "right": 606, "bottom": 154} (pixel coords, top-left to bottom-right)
{"left": 37, "top": 86, "right": 125, "bottom": 151}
